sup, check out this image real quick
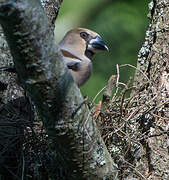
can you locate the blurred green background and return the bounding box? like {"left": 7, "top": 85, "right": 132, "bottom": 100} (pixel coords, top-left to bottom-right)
{"left": 55, "top": 0, "right": 149, "bottom": 102}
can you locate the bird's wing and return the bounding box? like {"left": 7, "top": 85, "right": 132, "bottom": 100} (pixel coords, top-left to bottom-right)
{"left": 61, "top": 49, "right": 82, "bottom": 71}
{"left": 67, "top": 61, "right": 81, "bottom": 71}
{"left": 62, "top": 56, "right": 81, "bottom": 71}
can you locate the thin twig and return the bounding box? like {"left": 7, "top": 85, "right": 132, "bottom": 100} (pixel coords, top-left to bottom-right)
{"left": 138, "top": 130, "right": 168, "bottom": 141}
{"left": 112, "top": 64, "right": 120, "bottom": 101}
{"left": 119, "top": 64, "right": 149, "bottom": 81}
{"left": 120, "top": 156, "right": 147, "bottom": 180}
{"left": 119, "top": 87, "right": 136, "bottom": 119}
{"left": 92, "top": 86, "right": 106, "bottom": 103}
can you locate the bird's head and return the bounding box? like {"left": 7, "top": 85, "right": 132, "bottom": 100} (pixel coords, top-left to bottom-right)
{"left": 59, "top": 28, "right": 108, "bottom": 60}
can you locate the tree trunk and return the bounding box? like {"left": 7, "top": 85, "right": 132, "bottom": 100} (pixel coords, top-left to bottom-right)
{"left": 132, "top": 0, "right": 169, "bottom": 179}
{"left": 0, "top": 0, "right": 168, "bottom": 179}
{"left": 0, "top": 0, "right": 118, "bottom": 179}
{"left": 97, "top": 0, "right": 168, "bottom": 179}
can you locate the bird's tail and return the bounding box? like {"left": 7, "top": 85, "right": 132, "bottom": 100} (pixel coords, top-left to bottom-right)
{"left": 0, "top": 65, "right": 16, "bottom": 73}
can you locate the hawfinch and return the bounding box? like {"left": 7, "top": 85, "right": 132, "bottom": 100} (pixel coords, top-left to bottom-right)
{"left": 0, "top": 28, "right": 108, "bottom": 87}
{"left": 60, "top": 28, "right": 108, "bottom": 87}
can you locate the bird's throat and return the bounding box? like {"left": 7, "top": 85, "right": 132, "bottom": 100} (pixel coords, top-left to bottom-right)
{"left": 85, "top": 50, "right": 94, "bottom": 59}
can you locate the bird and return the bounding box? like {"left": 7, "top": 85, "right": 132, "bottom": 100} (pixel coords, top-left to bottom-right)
{"left": 0, "top": 28, "right": 108, "bottom": 87}
{"left": 59, "top": 28, "right": 108, "bottom": 87}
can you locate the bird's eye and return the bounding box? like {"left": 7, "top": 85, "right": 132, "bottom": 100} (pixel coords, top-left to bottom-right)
{"left": 80, "top": 32, "right": 88, "bottom": 40}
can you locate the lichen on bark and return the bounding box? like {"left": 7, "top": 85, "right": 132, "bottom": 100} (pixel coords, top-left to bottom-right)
{"left": 132, "top": 0, "right": 169, "bottom": 179}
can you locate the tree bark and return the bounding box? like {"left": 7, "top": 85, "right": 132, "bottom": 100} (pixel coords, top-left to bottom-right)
{"left": 0, "top": 0, "right": 168, "bottom": 179}
{"left": 41, "top": 0, "right": 63, "bottom": 29}
{"left": 132, "top": 0, "right": 169, "bottom": 179}
{"left": 96, "top": 1, "right": 168, "bottom": 179}
{"left": 0, "top": 0, "right": 118, "bottom": 179}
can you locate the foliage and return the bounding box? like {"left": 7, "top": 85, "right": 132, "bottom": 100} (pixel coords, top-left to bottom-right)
{"left": 57, "top": 0, "right": 149, "bottom": 100}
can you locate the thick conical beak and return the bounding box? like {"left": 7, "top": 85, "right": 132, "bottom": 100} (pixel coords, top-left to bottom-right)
{"left": 88, "top": 36, "right": 108, "bottom": 52}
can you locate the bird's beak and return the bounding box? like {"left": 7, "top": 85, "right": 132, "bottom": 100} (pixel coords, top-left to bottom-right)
{"left": 88, "top": 36, "right": 108, "bottom": 52}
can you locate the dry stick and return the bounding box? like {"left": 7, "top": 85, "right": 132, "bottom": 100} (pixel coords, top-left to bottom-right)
{"left": 123, "top": 77, "right": 156, "bottom": 112}
{"left": 119, "top": 87, "right": 136, "bottom": 120}
{"left": 138, "top": 130, "right": 168, "bottom": 141}
{"left": 143, "top": 99, "right": 169, "bottom": 115}
{"left": 106, "top": 120, "right": 144, "bottom": 153}
{"left": 118, "top": 82, "right": 128, "bottom": 89}
{"left": 151, "top": 112, "right": 169, "bottom": 120}
{"left": 119, "top": 64, "right": 150, "bottom": 81}
{"left": 101, "top": 75, "right": 117, "bottom": 112}
{"left": 83, "top": 106, "right": 95, "bottom": 142}
{"left": 119, "top": 95, "right": 168, "bottom": 143}
{"left": 123, "top": 93, "right": 138, "bottom": 111}
{"left": 119, "top": 76, "right": 134, "bottom": 99}
{"left": 120, "top": 156, "right": 147, "bottom": 180}
{"left": 119, "top": 64, "right": 152, "bottom": 96}
{"left": 92, "top": 86, "right": 106, "bottom": 104}
{"left": 123, "top": 133, "right": 132, "bottom": 157}
{"left": 105, "top": 121, "right": 128, "bottom": 142}
{"left": 124, "top": 93, "right": 164, "bottom": 123}
{"left": 112, "top": 64, "right": 120, "bottom": 101}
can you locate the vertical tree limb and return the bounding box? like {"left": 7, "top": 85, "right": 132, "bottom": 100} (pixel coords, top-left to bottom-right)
{"left": 132, "top": 0, "right": 169, "bottom": 178}
{"left": 0, "top": 0, "right": 118, "bottom": 179}
{"left": 41, "top": 0, "right": 63, "bottom": 28}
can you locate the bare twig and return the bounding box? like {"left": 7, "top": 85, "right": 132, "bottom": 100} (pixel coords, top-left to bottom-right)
{"left": 120, "top": 156, "right": 147, "bottom": 180}
{"left": 92, "top": 86, "right": 106, "bottom": 103}
{"left": 101, "top": 75, "right": 117, "bottom": 112}
{"left": 119, "top": 64, "right": 149, "bottom": 81}
{"left": 112, "top": 64, "right": 120, "bottom": 101}
{"left": 138, "top": 130, "right": 168, "bottom": 141}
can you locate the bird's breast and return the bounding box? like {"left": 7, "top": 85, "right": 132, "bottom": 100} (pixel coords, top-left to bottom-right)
{"left": 70, "top": 60, "right": 92, "bottom": 87}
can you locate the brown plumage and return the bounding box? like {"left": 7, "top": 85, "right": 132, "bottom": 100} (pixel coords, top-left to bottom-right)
{"left": 59, "top": 28, "right": 108, "bottom": 87}
{"left": 0, "top": 28, "right": 108, "bottom": 87}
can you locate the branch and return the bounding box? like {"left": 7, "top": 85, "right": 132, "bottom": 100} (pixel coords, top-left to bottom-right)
{"left": 0, "top": 0, "right": 118, "bottom": 179}
{"left": 101, "top": 75, "right": 117, "bottom": 112}
{"left": 41, "top": 0, "right": 63, "bottom": 27}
